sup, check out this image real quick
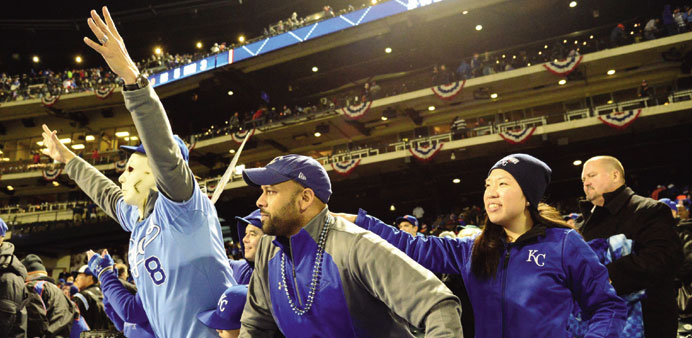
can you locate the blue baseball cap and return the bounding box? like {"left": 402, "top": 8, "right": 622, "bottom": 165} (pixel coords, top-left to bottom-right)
{"left": 0, "top": 218, "right": 7, "bottom": 236}
{"left": 197, "top": 284, "right": 249, "bottom": 330}
{"left": 659, "top": 198, "right": 678, "bottom": 211}
{"left": 395, "top": 215, "right": 419, "bottom": 228}
{"left": 236, "top": 209, "right": 262, "bottom": 251}
{"left": 120, "top": 135, "right": 189, "bottom": 162}
{"left": 242, "top": 154, "right": 332, "bottom": 203}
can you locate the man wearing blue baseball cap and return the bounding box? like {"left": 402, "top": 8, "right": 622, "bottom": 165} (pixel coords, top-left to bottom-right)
{"left": 239, "top": 154, "right": 462, "bottom": 337}
{"left": 228, "top": 209, "right": 264, "bottom": 285}
{"left": 198, "top": 285, "right": 249, "bottom": 338}
{"left": 39, "top": 7, "right": 235, "bottom": 337}
{"left": 395, "top": 215, "right": 420, "bottom": 237}
{"left": 0, "top": 217, "right": 29, "bottom": 337}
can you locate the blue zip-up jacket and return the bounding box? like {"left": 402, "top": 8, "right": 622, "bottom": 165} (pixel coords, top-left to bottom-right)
{"left": 354, "top": 209, "right": 627, "bottom": 338}
{"left": 239, "top": 207, "right": 463, "bottom": 337}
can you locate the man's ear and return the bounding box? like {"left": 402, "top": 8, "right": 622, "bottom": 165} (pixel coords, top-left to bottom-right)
{"left": 298, "top": 188, "right": 316, "bottom": 212}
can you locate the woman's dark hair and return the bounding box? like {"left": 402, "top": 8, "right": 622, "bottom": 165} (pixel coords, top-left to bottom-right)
{"left": 471, "top": 203, "right": 576, "bottom": 279}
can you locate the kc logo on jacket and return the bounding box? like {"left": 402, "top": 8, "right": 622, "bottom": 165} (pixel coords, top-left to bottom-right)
{"left": 526, "top": 249, "right": 546, "bottom": 267}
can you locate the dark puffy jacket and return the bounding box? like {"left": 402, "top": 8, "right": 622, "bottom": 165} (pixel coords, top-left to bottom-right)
{"left": 26, "top": 275, "right": 76, "bottom": 338}
{"left": 355, "top": 209, "right": 627, "bottom": 338}
{"left": 0, "top": 242, "right": 28, "bottom": 338}
{"left": 579, "top": 185, "right": 683, "bottom": 338}
{"left": 73, "top": 284, "right": 112, "bottom": 330}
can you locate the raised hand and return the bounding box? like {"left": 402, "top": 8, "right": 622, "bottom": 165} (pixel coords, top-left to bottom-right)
{"left": 41, "top": 124, "right": 76, "bottom": 164}
{"left": 87, "top": 249, "right": 115, "bottom": 279}
{"left": 83, "top": 6, "right": 140, "bottom": 84}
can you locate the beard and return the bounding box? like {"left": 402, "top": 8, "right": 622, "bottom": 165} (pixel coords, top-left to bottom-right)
{"left": 261, "top": 197, "right": 302, "bottom": 237}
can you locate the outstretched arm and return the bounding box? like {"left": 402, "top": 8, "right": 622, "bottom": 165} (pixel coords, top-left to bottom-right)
{"left": 42, "top": 124, "right": 123, "bottom": 222}
{"left": 84, "top": 7, "right": 194, "bottom": 202}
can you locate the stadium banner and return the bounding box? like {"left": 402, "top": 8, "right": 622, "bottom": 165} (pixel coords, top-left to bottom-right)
{"left": 543, "top": 55, "right": 583, "bottom": 76}
{"left": 94, "top": 85, "right": 116, "bottom": 100}
{"left": 41, "top": 92, "right": 61, "bottom": 107}
{"left": 341, "top": 101, "right": 372, "bottom": 119}
{"left": 431, "top": 80, "right": 465, "bottom": 100}
{"left": 232, "top": 128, "right": 255, "bottom": 144}
{"left": 598, "top": 109, "right": 642, "bottom": 130}
{"left": 499, "top": 126, "right": 537, "bottom": 144}
{"left": 409, "top": 142, "right": 444, "bottom": 162}
{"left": 42, "top": 168, "right": 62, "bottom": 181}
{"left": 331, "top": 159, "right": 360, "bottom": 177}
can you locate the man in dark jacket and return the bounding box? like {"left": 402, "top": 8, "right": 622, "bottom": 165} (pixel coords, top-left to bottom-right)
{"left": 73, "top": 264, "right": 112, "bottom": 330}
{"left": 22, "top": 254, "right": 76, "bottom": 337}
{"left": 0, "top": 218, "right": 28, "bottom": 338}
{"left": 579, "top": 155, "right": 683, "bottom": 338}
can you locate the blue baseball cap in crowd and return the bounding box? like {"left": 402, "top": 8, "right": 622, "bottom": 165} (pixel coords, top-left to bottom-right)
{"left": 0, "top": 218, "right": 7, "bottom": 236}
{"left": 242, "top": 154, "right": 332, "bottom": 203}
{"left": 659, "top": 198, "right": 678, "bottom": 211}
{"left": 120, "top": 135, "right": 189, "bottom": 162}
{"left": 236, "top": 209, "right": 263, "bottom": 249}
{"left": 197, "top": 284, "right": 249, "bottom": 330}
{"left": 395, "top": 215, "right": 419, "bottom": 228}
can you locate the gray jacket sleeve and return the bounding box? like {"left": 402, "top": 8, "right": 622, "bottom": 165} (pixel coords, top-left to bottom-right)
{"left": 239, "top": 237, "right": 279, "bottom": 337}
{"left": 65, "top": 156, "right": 122, "bottom": 222}
{"left": 350, "top": 232, "right": 463, "bottom": 337}
{"left": 122, "top": 85, "right": 194, "bottom": 202}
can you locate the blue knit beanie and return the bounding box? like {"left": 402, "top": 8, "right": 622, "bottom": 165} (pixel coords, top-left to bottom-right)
{"left": 488, "top": 153, "right": 552, "bottom": 209}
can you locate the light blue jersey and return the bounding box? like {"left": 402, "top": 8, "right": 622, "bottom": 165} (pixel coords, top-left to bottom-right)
{"left": 117, "top": 182, "right": 236, "bottom": 338}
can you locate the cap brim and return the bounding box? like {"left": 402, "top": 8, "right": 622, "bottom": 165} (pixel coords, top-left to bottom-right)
{"left": 242, "top": 167, "right": 291, "bottom": 187}
{"left": 197, "top": 309, "right": 239, "bottom": 330}
{"left": 120, "top": 145, "right": 144, "bottom": 154}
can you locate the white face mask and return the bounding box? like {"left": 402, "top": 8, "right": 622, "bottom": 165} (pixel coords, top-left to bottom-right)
{"left": 118, "top": 153, "right": 156, "bottom": 209}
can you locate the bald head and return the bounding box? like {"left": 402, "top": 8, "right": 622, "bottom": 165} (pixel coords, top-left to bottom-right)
{"left": 581, "top": 156, "right": 626, "bottom": 206}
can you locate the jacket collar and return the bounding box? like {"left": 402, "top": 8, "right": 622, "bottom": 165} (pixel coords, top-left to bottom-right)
{"left": 579, "top": 184, "right": 632, "bottom": 216}
{"left": 501, "top": 222, "right": 548, "bottom": 246}
{"left": 272, "top": 206, "right": 330, "bottom": 260}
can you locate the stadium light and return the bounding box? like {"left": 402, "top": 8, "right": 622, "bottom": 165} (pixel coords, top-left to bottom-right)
{"left": 154, "top": 47, "right": 162, "bottom": 55}
{"left": 475, "top": 24, "right": 483, "bottom": 31}
{"left": 381, "top": 116, "right": 388, "bottom": 121}
{"left": 453, "top": 178, "right": 461, "bottom": 184}
{"left": 32, "top": 56, "right": 40, "bottom": 63}
{"left": 490, "top": 93, "right": 498, "bottom": 99}
{"left": 607, "top": 69, "right": 616, "bottom": 75}
{"left": 229, "top": 149, "right": 236, "bottom": 154}
{"left": 59, "top": 138, "right": 71, "bottom": 144}
{"left": 75, "top": 56, "right": 83, "bottom": 63}
{"left": 389, "top": 204, "right": 396, "bottom": 211}
{"left": 130, "top": 136, "right": 138, "bottom": 141}
{"left": 85, "top": 135, "right": 95, "bottom": 142}
{"left": 36, "top": 141, "right": 44, "bottom": 146}
{"left": 314, "top": 131, "right": 322, "bottom": 137}
{"left": 569, "top": 1, "right": 577, "bottom": 8}
{"left": 7, "top": 185, "right": 14, "bottom": 191}
{"left": 52, "top": 181, "right": 60, "bottom": 187}
{"left": 385, "top": 47, "right": 392, "bottom": 54}
{"left": 115, "top": 131, "right": 130, "bottom": 138}
{"left": 573, "top": 160, "right": 583, "bottom": 166}
{"left": 462, "top": 10, "right": 468, "bottom": 15}
{"left": 428, "top": 106, "right": 435, "bottom": 111}
{"left": 558, "top": 79, "right": 567, "bottom": 85}
{"left": 238, "top": 35, "right": 245, "bottom": 43}
{"left": 196, "top": 41, "right": 203, "bottom": 49}
{"left": 312, "top": 66, "right": 318, "bottom": 72}
{"left": 227, "top": 90, "right": 234, "bottom": 96}
{"left": 71, "top": 144, "right": 85, "bottom": 150}
{"left": 371, "top": 0, "right": 377, "bottom": 4}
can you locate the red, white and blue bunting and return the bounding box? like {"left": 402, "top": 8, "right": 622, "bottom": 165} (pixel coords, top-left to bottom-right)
{"left": 431, "top": 80, "right": 465, "bottom": 100}
{"left": 499, "top": 126, "right": 537, "bottom": 144}
{"left": 409, "top": 142, "right": 444, "bottom": 162}
{"left": 341, "top": 101, "right": 372, "bottom": 119}
{"left": 231, "top": 129, "right": 255, "bottom": 144}
{"left": 598, "top": 109, "right": 642, "bottom": 130}
{"left": 41, "top": 93, "right": 60, "bottom": 107}
{"left": 331, "top": 159, "right": 360, "bottom": 177}
{"left": 543, "top": 55, "right": 583, "bottom": 76}
{"left": 94, "top": 85, "right": 116, "bottom": 100}
{"left": 114, "top": 159, "right": 128, "bottom": 173}
{"left": 42, "top": 168, "right": 62, "bottom": 181}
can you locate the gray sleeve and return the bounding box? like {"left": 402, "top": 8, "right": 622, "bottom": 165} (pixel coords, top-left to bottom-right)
{"left": 349, "top": 232, "right": 463, "bottom": 337}
{"left": 64, "top": 156, "right": 122, "bottom": 222}
{"left": 239, "top": 238, "right": 279, "bottom": 337}
{"left": 122, "top": 85, "right": 194, "bottom": 202}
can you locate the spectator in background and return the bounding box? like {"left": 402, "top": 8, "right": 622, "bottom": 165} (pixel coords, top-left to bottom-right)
{"left": 0, "top": 218, "right": 28, "bottom": 338}
{"left": 674, "top": 7, "right": 688, "bottom": 33}
{"left": 73, "top": 264, "right": 112, "bottom": 330}
{"left": 369, "top": 81, "right": 381, "bottom": 99}
{"left": 229, "top": 112, "right": 240, "bottom": 132}
{"left": 663, "top": 5, "right": 676, "bottom": 36}
{"left": 229, "top": 209, "right": 262, "bottom": 284}
{"left": 659, "top": 198, "right": 679, "bottom": 219}
{"left": 637, "top": 79, "right": 653, "bottom": 105}
{"left": 470, "top": 53, "right": 482, "bottom": 77}
{"left": 610, "top": 23, "right": 627, "bottom": 47}
{"left": 22, "top": 254, "right": 81, "bottom": 337}
{"left": 395, "top": 214, "right": 420, "bottom": 236}
{"left": 91, "top": 148, "right": 100, "bottom": 164}
{"left": 456, "top": 59, "right": 471, "bottom": 80}
{"left": 579, "top": 156, "right": 683, "bottom": 337}
{"left": 451, "top": 117, "right": 468, "bottom": 140}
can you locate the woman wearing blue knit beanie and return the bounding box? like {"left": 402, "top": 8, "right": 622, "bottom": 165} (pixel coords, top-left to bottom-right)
{"left": 341, "top": 153, "right": 628, "bottom": 338}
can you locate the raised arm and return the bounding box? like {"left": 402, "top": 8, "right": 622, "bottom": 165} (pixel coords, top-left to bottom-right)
{"left": 84, "top": 7, "right": 194, "bottom": 202}
{"left": 349, "top": 209, "right": 472, "bottom": 274}
{"left": 42, "top": 124, "right": 122, "bottom": 222}
{"left": 563, "top": 230, "right": 627, "bottom": 337}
